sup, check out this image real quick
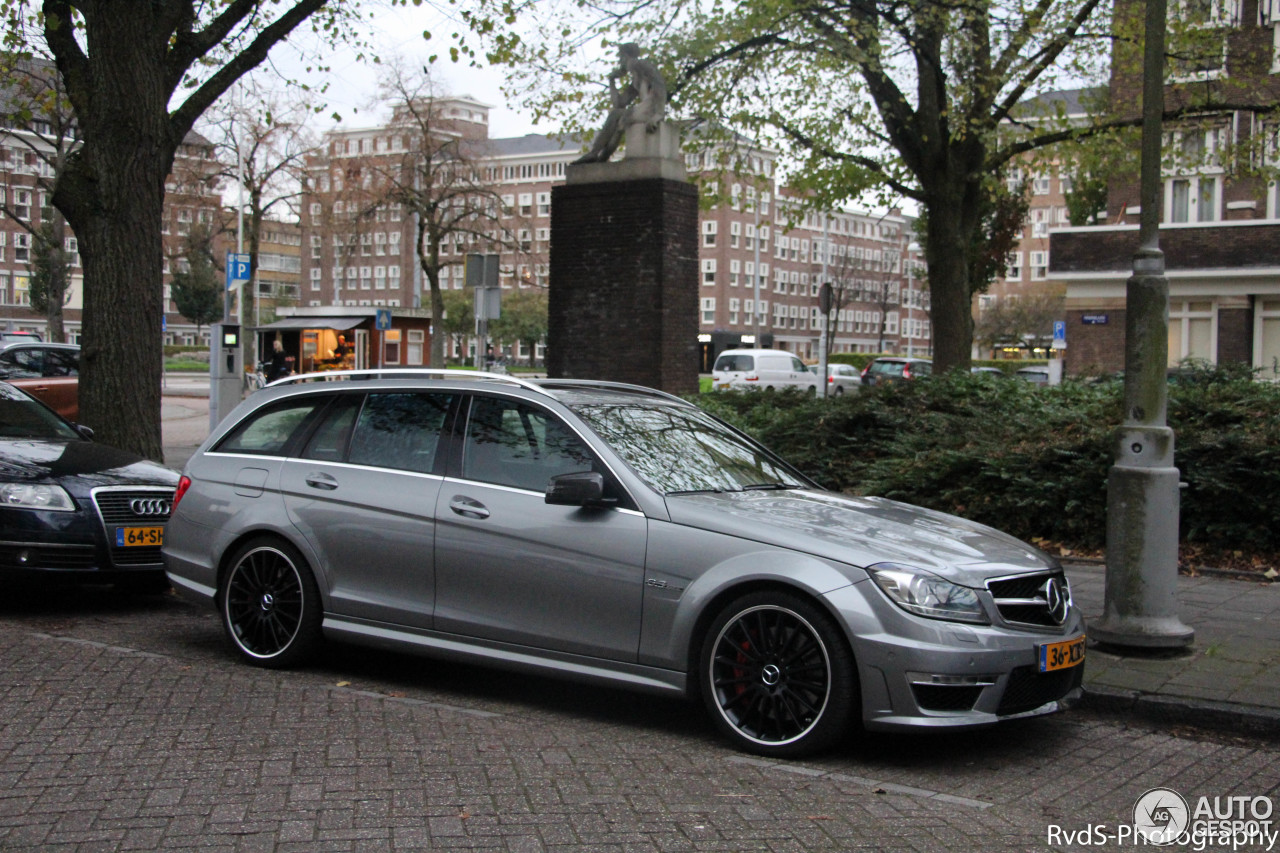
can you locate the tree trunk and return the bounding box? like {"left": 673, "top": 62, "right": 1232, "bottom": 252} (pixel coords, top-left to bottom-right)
{"left": 50, "top": 10, "right": 173, "bottom": 460}
{"left": 922, "top": 164, "right": 983, "bottom": 373}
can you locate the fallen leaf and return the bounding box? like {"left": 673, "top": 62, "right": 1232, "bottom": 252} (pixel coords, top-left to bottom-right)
{"left": 336, "top": 681, "right": 351, "bottom": 687}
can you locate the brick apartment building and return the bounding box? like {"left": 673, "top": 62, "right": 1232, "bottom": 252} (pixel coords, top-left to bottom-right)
{"left": 1050, "top": 0, "right": 1280, "bottom": 379}
{"left": 299, "top": 96, "right": 929, "bottom": 369}
{"left": 0, "top": 121, "right": 224, "bottom": 344}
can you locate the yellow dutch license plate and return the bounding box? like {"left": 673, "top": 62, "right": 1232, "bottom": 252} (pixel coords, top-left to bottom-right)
{"left": 1039, "top": 635, "right": 1086, "bottom": 673}
{"left": 716, "top": 382, "right": 731, "bottom": 389}
{"left": 116, "top": 526, "right": 164, "bottom": 547}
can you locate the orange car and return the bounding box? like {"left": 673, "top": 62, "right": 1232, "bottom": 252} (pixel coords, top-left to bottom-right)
{"left": 0, "top": 342, "right": 80, "bottom": 421}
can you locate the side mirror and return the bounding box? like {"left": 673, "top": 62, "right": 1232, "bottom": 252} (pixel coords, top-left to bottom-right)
{"left": 73, "top": 423, "right": 94, "bottom": 440}
{"left": 545, "top": 471, "right": 611, "bottom": 507}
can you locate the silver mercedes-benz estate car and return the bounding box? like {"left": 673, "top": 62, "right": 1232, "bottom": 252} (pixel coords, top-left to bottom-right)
{"left": 163, "top": 370, "right": 1084, "bottom": 757}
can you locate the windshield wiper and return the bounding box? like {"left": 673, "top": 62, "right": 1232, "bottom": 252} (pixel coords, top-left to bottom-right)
{"left": 667, "top": 488, "right": 726, "bottom": 496}
{"left": 741, "top": 483, "right": 802, "bottom": 491}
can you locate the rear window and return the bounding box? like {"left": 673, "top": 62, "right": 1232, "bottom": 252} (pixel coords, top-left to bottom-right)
{"left": 870, "top": 361, "right": 904, "bottom": 377}
{"left": 714, "top": 354, "right": 754, "bottom": 372}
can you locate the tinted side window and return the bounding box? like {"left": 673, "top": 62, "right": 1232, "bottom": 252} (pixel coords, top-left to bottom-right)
{"left": 300, "top": 395, "right": 363, "bottom": 462}
{"left": 0, "top": 349, "right": 42, "bottom": 379}
{"left": 348, "top": 392, "right": 453, "bottom": 474}
{"left": 790, "top": 357, "right": 807, "bottom": 372}
{"left": 43, "top": 350, "right": 78, "bottom": 376}
{"left": 216, "top": 396, "right": 331, "bottom": 456}
{"left": 462, "top": 397, "right": 596, "bottom": 492}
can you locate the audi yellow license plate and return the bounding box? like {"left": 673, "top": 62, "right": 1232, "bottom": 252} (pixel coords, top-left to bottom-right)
{"left": 1039, "top": 635, "right": 1086, "bottom": 673}
{"left": 116, "top": 526, "right": 164, "bottom": 547}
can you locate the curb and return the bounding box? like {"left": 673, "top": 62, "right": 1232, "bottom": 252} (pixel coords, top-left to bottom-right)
{"left": 1079, "top": 685, "right": 1280, "bottom": 739}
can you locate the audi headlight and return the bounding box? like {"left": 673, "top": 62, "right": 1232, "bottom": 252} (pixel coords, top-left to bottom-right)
{"left": 0, "top": 483, "right": 76, "bottom": 512}
{"left": 867, "top": 563, "right": 989, "bottom": 624}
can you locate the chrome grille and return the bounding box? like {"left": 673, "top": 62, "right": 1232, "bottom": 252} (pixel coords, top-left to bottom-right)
{"left": 92, "top": 487, "right": 173, "bottom": 569}
{"left": 987, "top": 572, "right": 1071, "bottom": 627}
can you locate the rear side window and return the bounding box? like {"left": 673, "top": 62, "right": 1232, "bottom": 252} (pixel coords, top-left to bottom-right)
{"left": 871, "top": 361, "right": 903, "bottom": 377}
{"left": 348, "top": 392, "right": 453, "bottom": 474}
{"left": 43, "top": 350, "right": 78, "bottom": 376}
{"left": 216, "top": 396, "right": 332, "bottom": 456}
{"left": 714, "top": 354, "right": 754, "bottom": 372}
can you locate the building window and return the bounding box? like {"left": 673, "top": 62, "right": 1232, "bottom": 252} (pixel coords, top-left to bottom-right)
{"left": 1006, "top": 252, "right": 1022, "bottom": 280}
{"left": 310, "top": 268, "right": 322, "bottom": 290}
{"left": 1030, "top": 250, "right": 1048, "bottom": 280}
{"left": 700, "top": 297, "right": 716, "bottom": 324}
{"left": 702, "top": 258, "right": 717, "bottom": 285}
{"left": 388, "top": 266, "right": 401, "bottom": 290}
{"left": 407, "top": 329, "right": 424, "bottom": 365}
{"left": 703, "top": 220, "right": 717, "bottom": 246}
{"left": 1169, "top": 300, "right": 1216, "bottom": 365}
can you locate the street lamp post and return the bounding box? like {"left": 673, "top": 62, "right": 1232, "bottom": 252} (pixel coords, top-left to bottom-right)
{"left": 1092, "top": 0, "right": 1194, "bottom": 649}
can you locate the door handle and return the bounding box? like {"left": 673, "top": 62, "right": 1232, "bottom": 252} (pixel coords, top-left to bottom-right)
{"left": 449, "top": 496, "right": 490, "bottom": 519}
{"left": 305, "top": 472, "right": 339, "bottom": 491}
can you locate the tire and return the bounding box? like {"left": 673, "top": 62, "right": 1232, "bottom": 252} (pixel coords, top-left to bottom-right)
{"left": 834, "top": 386, "right": 844, "bottom": 396}
{"left": 219, "top": 537, "right": 322, "bottom": 668}
{"left": 700, "top": 591, "right": 858, "bottom": 757}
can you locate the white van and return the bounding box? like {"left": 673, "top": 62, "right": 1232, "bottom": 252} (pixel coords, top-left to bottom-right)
{"left": 711, "top": 349, "right": 820, "bottom": 392}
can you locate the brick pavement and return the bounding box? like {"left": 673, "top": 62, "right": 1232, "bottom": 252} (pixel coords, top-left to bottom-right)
{"left": 3, "top": 587, "right": 1280, "bottom": 851}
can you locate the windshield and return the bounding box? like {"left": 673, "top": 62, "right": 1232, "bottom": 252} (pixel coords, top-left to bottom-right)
{"left": 0, "top": 383, "right": 80, "bottom": 440}
{"left": 567, "top": 398, "right": 808, "bottom": 495}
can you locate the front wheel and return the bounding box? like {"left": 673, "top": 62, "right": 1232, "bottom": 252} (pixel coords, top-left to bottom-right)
{"left": 700, "top": 591, "right": 858, "bottom": 757}
{"left": 220, "top": 537, "right": 322, "bottom": 668}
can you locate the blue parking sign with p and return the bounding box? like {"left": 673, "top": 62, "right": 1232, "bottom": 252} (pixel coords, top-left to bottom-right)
{"left": 225, "top": 252, "right": 251, "bottom": 290}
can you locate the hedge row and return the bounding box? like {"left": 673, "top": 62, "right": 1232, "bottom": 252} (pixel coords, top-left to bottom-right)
{"left": 694, "top": 365, "right": 1280, "bottom": 555}
{"left": 823, "top": 352, "right": 1047, "bottom": 375}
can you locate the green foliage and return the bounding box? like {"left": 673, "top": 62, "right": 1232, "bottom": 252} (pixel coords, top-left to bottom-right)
{"left": 26, "top": 221, "right": 71, "bottom": 315}
{"left": 170, "top": 227, "right": 222, "bottom": 332}
{"left": 488, "top": 287, "right": 548, "bottom": 359}
{"left": 695, "top": 367, "right": 1280, "bottom": 556}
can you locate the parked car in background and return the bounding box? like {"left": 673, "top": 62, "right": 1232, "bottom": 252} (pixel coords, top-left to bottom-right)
{"left": 1014, "top": 366, "right": 1051, "bottom": 386}
{"left": 0, "top": 341, "right": 80, "bottom": 420}
{"left": 711, "top": 349, "right": 819, "bottom": 392}
{"left": 809, "top": 362, "right": 862, "bottom": 395}
{"left": 970, "top": 366, "right": 1008, "bottom": 379}
{"left": 861, "top": 357, "right": 933, "bottom": 386}
{"left": 0, "top": 381, "right": 178, "bottom": 591}
{"left": 164, "top": 370, "right": 1085, "bottom": 757}
{"left": 1, "top": 330, "right": 42, "bottom": 343}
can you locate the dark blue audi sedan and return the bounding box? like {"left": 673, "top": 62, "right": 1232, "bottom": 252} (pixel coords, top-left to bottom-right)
{"left": 0, "top": 381, "right": 178, "bottom": 591}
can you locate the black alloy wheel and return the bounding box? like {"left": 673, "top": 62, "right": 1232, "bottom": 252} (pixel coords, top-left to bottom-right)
{"left": 701, "top": 591, "right": 857, "bottom": 757}
{"left": 220, "top": 538, "right": 321, "bottom": 668}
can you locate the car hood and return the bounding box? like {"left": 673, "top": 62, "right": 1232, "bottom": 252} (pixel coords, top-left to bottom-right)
{"left": 0, "top": 439, "right": 178, "bottom": 496}
{"left": 664, "top": 489, "right": 1055, "bottom": 586}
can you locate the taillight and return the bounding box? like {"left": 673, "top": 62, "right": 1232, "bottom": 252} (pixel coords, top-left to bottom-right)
{"left": 860, "top": 364, "right": 870, "bottom": 378}
{"left": 171, "top": 475, "right": 191, "bottom": 515}
{"left": 828, "top": 375, "right": 834, "bottom": 383}
{"left": 903, "top": 365, "right": 912, "bottom": 379}
{"left": 745, "top": 373, "right": 759, "bottom": 381}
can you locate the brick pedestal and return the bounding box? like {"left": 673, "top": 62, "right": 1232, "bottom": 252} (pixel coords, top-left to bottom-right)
{"left": 547, "top": 174, "right": 699, "bottom": 394}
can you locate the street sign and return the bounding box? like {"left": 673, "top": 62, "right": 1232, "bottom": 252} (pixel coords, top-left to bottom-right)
{"left": 375, "top": 308, "right": 392, "bottom": 331}
{"left": 465, "top": 254, "right": 500, "bottom": 289}
{"left": 225, "top": 252, "right": 251, "bottom": 290}
{"left": 1053, "top": 320, "right": 1066, "bottom": 341}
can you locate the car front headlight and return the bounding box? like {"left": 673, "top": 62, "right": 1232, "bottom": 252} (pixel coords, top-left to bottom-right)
{"left": 867, "top": 563, "right": 989, "bottom": 624}
{"left": 0, "top": 483, "right": 76, "bottom": 512}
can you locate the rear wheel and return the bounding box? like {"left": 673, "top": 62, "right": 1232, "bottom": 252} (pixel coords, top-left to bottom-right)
{"left": 220, "top": 537, "right": 322, "bottom": 668}
{"left": 700, "top": 591, "right": 858, "bottom": 757}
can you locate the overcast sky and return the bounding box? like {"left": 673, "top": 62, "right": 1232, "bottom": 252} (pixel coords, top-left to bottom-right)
{"left": 268, "top": 3, "right": 546, "bottom": 140}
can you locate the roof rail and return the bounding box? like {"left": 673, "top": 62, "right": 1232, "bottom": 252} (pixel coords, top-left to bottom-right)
{"left": 532, "top": 378, "right": 692, "bottom": 406}
{"left": 266, "top": 368, "right": 552, "bottom": 397}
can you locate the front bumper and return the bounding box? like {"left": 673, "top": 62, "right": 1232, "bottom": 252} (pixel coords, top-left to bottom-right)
{"left": 825, "top": 581, "right": 1086, "bottom": 731}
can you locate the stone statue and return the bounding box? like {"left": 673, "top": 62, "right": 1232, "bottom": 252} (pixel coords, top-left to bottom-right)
{"left": 573, "top": 43, "right": 668, "bottom": 164}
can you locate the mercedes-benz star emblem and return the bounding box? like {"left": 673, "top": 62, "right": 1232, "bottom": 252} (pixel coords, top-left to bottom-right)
{"left": 1042, "top": 577, "right": 1070, "bottom": 625}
